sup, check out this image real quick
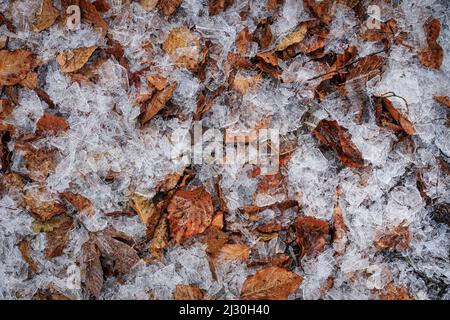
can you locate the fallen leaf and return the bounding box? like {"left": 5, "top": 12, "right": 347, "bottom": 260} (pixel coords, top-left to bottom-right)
{"left": 45, "top": 215, "right": 74, "bottom": 258}
{"left": 332, "top": 206, "right": 347, "bottom": 256}
{"left": 276, "top": 23, "right": 308, "bottom": 51}
{"left": 374, "top": 224, "right": 411, "bottom": 251}
{"left": 140, "top": 82, "right": 177, "bottom": 125}
{"left": 93, "top": 0, "right": 112, "bottom": 12}
{"left": 32, "top": 0, "right": 60, "bottom": 32}
{"left": 231, "top": 72, "right": 261, "bottom": 95}
{"left": 313, "top": 119, "right": 365, "bottom": 169}
{"left": 147, "top": 74, "right": 168, "bottom": 91}
{"left": 174, "top": 284, "right": 204, "bottom": 300}
{"left": 24, "top": 188, "right": 65, "bottom": 221}
{"left": 80, "top": 0, "right": 108, "bottom": 37}
{"left": 209, "top": 0, "right": 234, "bottom": 16}
{"left": 60, "top": 191, "right": 95, "bottom": 215}
{"left": 162, "top": 27, "right": 201, "bottom": 70}
{"left": 56, "top": 47, "right": 97, "bottom": 73}
{"left": 0, "top": 50, "right": 33, "bottom": 86}
{"left": 431, "top": 203, "right": 449, "bottom": 226}
{"left": 253, "top": 19, "right": 273, "bottom": 49}
{"left": 434, "top": 95, "right": 450, "bottom": 108}
{"left": 18, "top": 239, "right": 39, "bottom": 273}
{"left": 374, "top": 96, "right": 416, "bottom": 135}
{"left": 21, "top": 147, "right": 56, "bottom": 182}
{"left": 139, "top": 0, "right": 159, "bottom": 11}
{"left": 158, "top": 0, "right": 183, "bottom": 16}
{"left": 419, "top": 18, "right": 443, "bottom": 70}
{"left": 254, "top": 172, "right": 288, "bottom": 207}
{"left": 218, "top": 243, "right": 250, "bottom": 261}
{"left": 82, "top": 237, "right": 104, "bottom": 298}
{"left": 379, "top": 283, "right": 413, "bottom": 300}
{"left": 149, "top": 215, "right": 169, "bottom": 260}
{"left": 236, "top": 27, "right": 252, "bottom": 54}
{"left": 295, "top": 216, "right": 330, "bottom": 257}
{"left": 36, "top": 113, "right": 70, "bottom": 135}
{"left": 304, "top": 0, "right": 335, "bottom": 25}
{"left": 130, "top": 195, "right": 161, "bottom": 238}
{"left": 241, "top": 266, "right": 303, "bottom": 300}
{"left": 32, "top": 213, "right": 72, "bottom": 233}
{"left": 167, "top": 186, "right": 214, "bottom": 244}
{"left": 267, "top": 0, "right": 283, "bottom": 12}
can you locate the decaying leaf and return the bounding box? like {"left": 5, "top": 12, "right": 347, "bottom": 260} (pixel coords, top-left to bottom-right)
{"left": 295, "top": 216, "right": 330, "bottom": 257}
{"left": 60, "top": 191, "right": 95, "bottom": 215}
{"left": 174, "top": 284, "right": 204, "bottom": 300}
{"left": 139, "top": 0, "right": 159, "bottom": 11}
{"left": 147, "top": 74, "right": 168, "bottom": 91}
{"left": 304, "top": 0, "right": 335, "bottom": 25}
{"left": 31, "top": 0, "right": 59, "bottom": 32}
{"left": 253, "top": 19, "right": 273, "bottom": 49}
{"left": 236, "top": 26, "right": 252, "bottom": 54}
{"left": 332, "top": 206, "right": 347, "bottom": 256}
{"left": 209, "top": 0, "right": 234, "bottom": 16}
{"left": 32, "top": 213, "right": 72, "bottom": 233}
{"left": 374, "top": 224, "right": 411, "bottom": 251}
{"left": 231, "top": 72, "right": 261, "bottom": 95}
{"left": 313, "top": 119, "right": 365, "bottom": 169}
{"left": 82, "top": 237, "right": 104, "bottom": 298}
{"left": 0, "top": 50, "right": 33, "bottom": 86}
{"left": 130, "top": 195, "right": 161, "bottom": 239}
{"left": 21, "top": 147, "right": 56, "bottom": 182}
{"left": 149, "top": 215, "right": 169, "bottom": 260}
{"left": 254, "top": 172, "right": 288, "bottom": 207}
{"left": 18, "top": 239, "right": 39, "bottom": 273}
{"left": 379, "top": 283, "right": 414, "bottom": 300}
{"left": 36, "top": 113, "right": 70, "bottom": 135}
{"left": 374, "top": 96, "right": 416, "bottom": 135}
{"left": 241, "top": 266, "right": 303, "bottom": 300}
{"left": 434, "top": 95, "right": 450, "bottom": 108}
{"left": 56, "top": 47, "right": 97, "bottom": 73}
{"left": 24, "top": 188, "right": 65, "bottom": 221}
{"left": 158, "top": 0, "right": 183, "bottom": 16}
{"left": 45, "top": 214, "right": 74, "bottom": 258}
{"left": 80, "top": 0, "right": 108, "bottom": 37}
{"left": 140, "top": 82, "right": 177, "bottom": 125}
{"left": 19, "top": 71, "right": 38, "bottom": 89}
{"left": 167, "top": 186, "right": 214, "bottom": 244}
{"left": 162, "top": 27, "right": 201, "bottom": 70}
{"left": 218, "top": 243, "right": 250, "bottom": 261}
{"left": 276, "top": 23, "right": 308, "bottom": 51}
{"left": 419, "top": 18, "right": 443, "bottom": 70}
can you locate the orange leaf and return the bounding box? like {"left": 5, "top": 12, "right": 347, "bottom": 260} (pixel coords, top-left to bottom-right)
{"left": 31, "top": 0, "right": 59, "bottom": 32}
{"left": 0, "top": 50, "right": 33, "bottom": 86}
{"left": 36, "top": 113, "right": 70, "bottom": 135}
{"left": 295, "top": 216, "right": 330, "bottom": 257}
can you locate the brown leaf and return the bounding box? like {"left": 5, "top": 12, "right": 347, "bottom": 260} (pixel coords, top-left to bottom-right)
{"left": 236, "top": 27, "right": 252, "bottom": 55}
{"left": 162, "top": 27, "right": 201, "bottom": 70}
{"left": 167, "top": 186, "right": 214, "bottom": 244}
{"left": 24, "top": 188, "right": 65, "bottom": 221}
{"left": 313, "top": 119, "right": 365, "bottom": 169}
{"left": 0, "top": 50, "right": 33, "bottom": 86}
{"left": 241, "top": 266, "right": 303, "bottom": 300}
{"left": 346, "top": 55, "right": 385, "bottom": 81}
{"left": 60, "top": 191, "right": 95, "bottom": 215}
{"left": 254, "top": 172, "right": 288, "bottom": 207}
{"left": 304, "top": 0, "right": 335, "bottom": 25}
{"left": 82, "top": 237, "right": 104, "bottom": 298}
{"left": 218, "top": 243, "right": 250, "bottom": 261}
{"left": 374, "top": 224, "right": 411, "bottom": 251}
{"left": 379, "top": 283, "right": 413, "bottom": 300}
{"left": 32, "top": 0, "right": 59, "bottom": 32}
{"left": 374, "top": 96, "right": 416, "bottom": 135}
{"left": 147, "top": 74, "right": 168, "bottom": 92}
{"left": 149, "top": 215, "right": 169, "bottom": 260}
{"left": 253, "top": 19, "right": 273, "bottom": 50}
{"left": 45, "top": 215, "right": 74, "bottom": 258}
{"left": 174, "top": 284, "right": 204, "bottom": 300}
{"left": 332, "top": 207, "right": 347, "bottom": 256}
{"left": 267, "top": 0, "right": 283, "bottom": 12}
{"left": 209, "top": 0, "right": 234, "bottom": 16}
{"left": 130, "top": 195, "right": 161, "bottom": 239}
{"left": 80, "top": 0, "right": 108, "bottom": 37}
{"left": 93, "top": 0, "right": 112, "bottom": 12}
{"left": 56, "top": 47, "right": 97, "bottom": 73}
{"left": 36, "top": 113, "right": 70, "bottom": 135}
{"left": 140, "top": 82, "right": 177, "bottom": 125}
{"left": 275, "top": 23, "right": 308, "bottom": 51}
{"left": 231, "top": 72, "right": 261, "bottom": 95}
{"left": 21, "top": 147, "right": 56, "bottom": 182}
{"left": 18, "top": 239, "right": 39, "bottom": 273}
{"left": 139, "top": 0, "right": 159, "bottom": 11}
{"left": 158, "top": 0, "right": 183, "bottom": 16}
{"left": 295, "top": 216, "right": 330, "bottom": 257}
{"left": 434, "top": 95, "right": 450, "bottom": 108}
{"left": 19, "top": 72, "right": 38, "bottom": 89}
{"left": 419, "top": 18, "right": 443, "bottom": 70}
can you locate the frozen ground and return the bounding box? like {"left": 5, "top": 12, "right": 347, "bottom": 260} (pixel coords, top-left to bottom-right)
{"left": 0, "top": 0, "right": 449, "bottom": 300}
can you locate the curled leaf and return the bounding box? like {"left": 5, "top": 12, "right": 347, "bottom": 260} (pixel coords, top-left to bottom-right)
{"left": 276, "top": 23, "right": 308, "bottom": 51}
{"left": 56, "top": 47, "right": 97, "bottom": 73}
{"left": 295, "top": 216, "right": 330, "bottom": 257}
{"left": 140, "top": 82, "right": 177, "bottom": 125}
{"left": 60, "top": 191, "right": 95, "bottom": 216}
{"left": 32, "top": 0, "right": 59, "bottom": 32}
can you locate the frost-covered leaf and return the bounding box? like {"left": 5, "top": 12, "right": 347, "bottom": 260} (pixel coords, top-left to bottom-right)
{"left": 80, "top": 0, "right": 108, "bottom": 37}
{"left": 419, "top": 18, "right": 443, "bottom": 70}
{"left": 60, "top": 191, "right": 95, "bottom": 215}
{"left": 0, "top": 50, "right": 33, "bottom": 86}
{"left": 174, "top": 284, "right": 204, "bottom": 300}
{"left": 209, "top": 0, "right": 234, "bottom": 16}
{"left": 374, "top": 224, "right": 411, "bottom": 251}
{"left": 45, "top": 214, "right": 74, "bottom": 258}
{"left": 379, "top": 283, "right": 413, "bottom": 300}
{"left": 31, "top": 0, "right": 59, "bottom": 32}
{"left": 36, "top": 113, "right": 70, "bottom": 135}
{"left": 374, "top": 96, "right": 416, "bottom": 135}
{"left": 241, "top": 266, "right": 303, "bottom": 300}
{"left": 276, "top": 23, "right": 308, "bottom": 51}
{"left": 295, "top": 216, "right": 330, "bottom": 257}
{"left": 18, "top": 239, "right": 39, "bottom": 273}
{"left": 162, "top": 27, "right": 201, "bottom": 71}
{"left": 56, "top": 47, "right": 97, "bottom": 73}
{"left": 149, "top": 215, "right": 169, "bottom": 260}
{"left": 82, "top": 238, "right": 103, "bottom": 298}
{"left": 139, "top": 0, "right": 159, "bottom": 11}
{"left": 131, "top": 194, "right": 161, "bottom": 239}
{"left": 231, "top": 72, "right": 261, "bottom": 95}
{"left": 24, "top": 188, "right": 65, "bottom": 221}
{"left": 167, "top": 186, "right": 214, "bottom": 244}
{"left": 434, "top": 95, "right": 450, "bottom": 108}
{"left": 159, "top": 0, "right": 183, "bottom": 16}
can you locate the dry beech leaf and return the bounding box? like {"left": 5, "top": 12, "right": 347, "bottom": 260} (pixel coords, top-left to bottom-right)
{"left": 209, "top": 0, "right": 235, "bottom": 16}
{"left": 174, "top": 284, "right": 204, "bottom": 300}
{"left": 18, "top": 239, "right": 39, "bottom": 273}
{"left": 21, "top": 147, "right": 56, "bottom": 182}
{"left": 313, "top": 119, "right": 365, "bottom": 169}
{"left": 276, "top": 23, "right": 308, "bottom": 51}
{"left": 162, "top": 27, "right": 201, "bottom": 70}
{"left": 158, "top": 0, "right": 183, "bottom": 16}
{"left": 374, "top": 224, "right": 411, "bottom": 251}
{"left": 60, "top": 191, "right": 95, "bottom": 216}
{"left": 130, "top": 195, "right": 161, "bottom": 239}
{"left": 231, "top": 73, "right": 261, "bottom": 95}
{"left": 147, "top": 74, "right": 168, "bottom": 91}
{"left": 304, "top": 0, "right": 335, "bottom": 25}
{"left": 434, "top": 95, "right": 450, "bottom": 108}
{"left": 236, "top": 27, "right": 252, "bottom": 54}
{"left": 45, "top": 214, "right": 74, "bottom": 258}
{"left": 80, "top": 0, "right": 108, "bottom": 37}
{"left": 332, "top": 206, "right": 347, "bottom": 256}
{"left": 379, "top": 283, "right": 413, "bottom": 300}
{"left": 139, "top": 0, "right": 159, "bottom": 11}
{"left": 295, "top": 216, "right": 330, "bottom": 258}
{"left": 419, "top": 18, "right": 443, "bottom": 70}
{"left": 241, "top": 266, "right": 303, "bottom": 300}
{"left": 0, "top": 50, "right": 33, "bottom": 86}
{"left": 218, "top": 243, "right": 250, "bottom": 261}
{"left": 32, "top": 0, "right": 59, "bottom": 32}
{"left": 167, "top": 186, "right": 214, "bottom": 244}
{"left": 19, "top": 72, "right": 38, "bottom": 89}
{"left": 56, "top": 47, "right": 97, "bottom": 73}
{"left": 374, "top": 96, "right": 416, "bottom": 135}
{"left": 254, "top": 172, "right": 288, "bottom": 207}
{"left": 24, "top": 188, "right": 66, "bottom": 221}
{"left": 93, "top": 0, "right": 112, "bottom": 12}
{"left": 267, "top": 0, "right": 283, "bottom": 13}
{"left": 140, "top": 82, "right": 177, "bottom": 125}
{"left": 82, "top": 237, "right": 103, "bottom": 298}
{"left": 149, "top": 215, "right": 169, "bottom": 260}
{"left": 36, "top": 113, "right": 70, "bottom": 135}
{"left": 253, "top": 19, "right": 272, "bottom": 50}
